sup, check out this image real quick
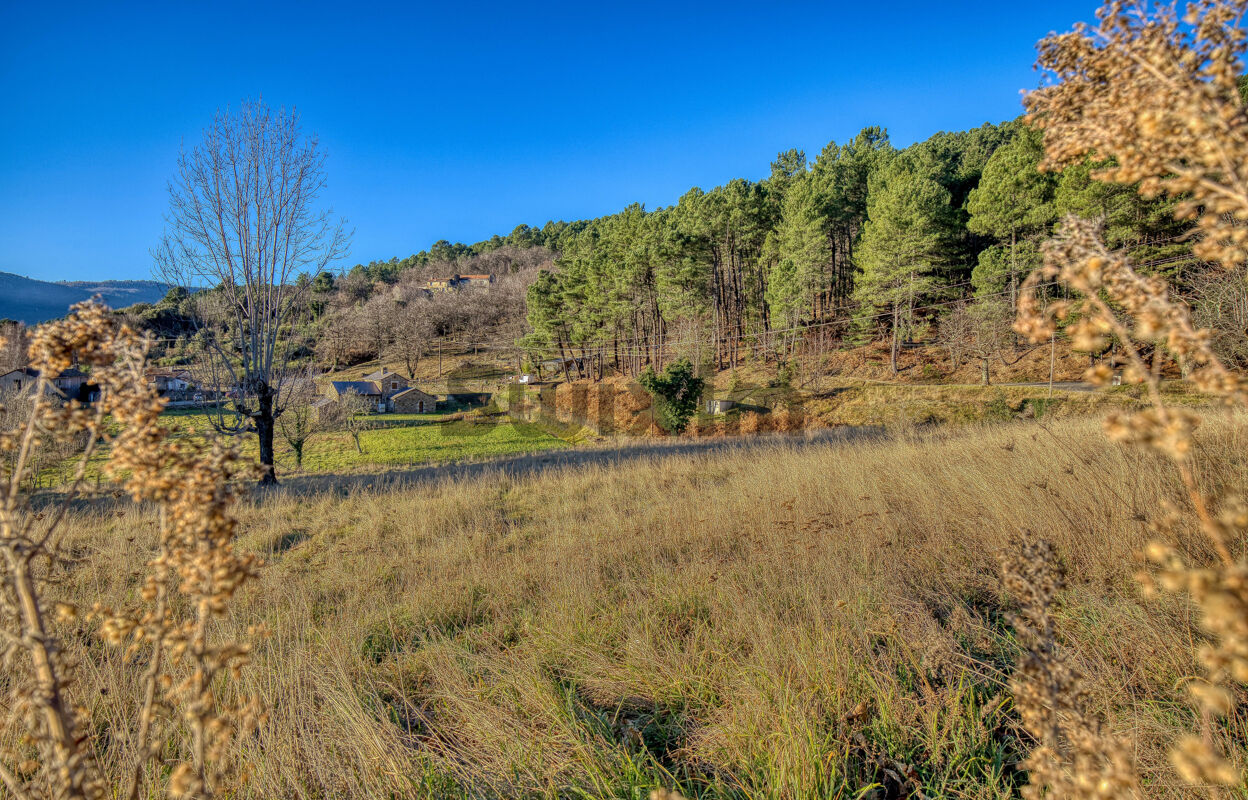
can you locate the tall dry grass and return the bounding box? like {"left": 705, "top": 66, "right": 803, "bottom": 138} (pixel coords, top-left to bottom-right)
{"left": 29, "top": 413, "right": 1248, "bottom": 798}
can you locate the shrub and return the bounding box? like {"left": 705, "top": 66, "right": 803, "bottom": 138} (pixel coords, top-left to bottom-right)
{"left": 638, "top": 359, "right": 704, "bottom": 433}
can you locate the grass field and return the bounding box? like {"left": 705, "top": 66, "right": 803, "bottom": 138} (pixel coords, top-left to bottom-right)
{"left": 35, "top": 407, "right": 570, "bottom": 486}
{"left": 32, "top": 412, "right": 1248, "bottom": 798}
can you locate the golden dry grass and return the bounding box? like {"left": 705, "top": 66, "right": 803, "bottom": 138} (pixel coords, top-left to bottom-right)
{"left": 34, "top": 414, "right": 1248, "bottom": 798}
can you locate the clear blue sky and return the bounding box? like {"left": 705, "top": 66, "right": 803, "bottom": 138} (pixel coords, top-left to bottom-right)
{"left": 0, "top": 0, "right": 1095, "bottom": 282}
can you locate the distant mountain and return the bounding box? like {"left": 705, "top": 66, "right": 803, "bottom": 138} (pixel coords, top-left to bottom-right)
{"left": 0, "top": 272, "right": 173, "bottom": 325}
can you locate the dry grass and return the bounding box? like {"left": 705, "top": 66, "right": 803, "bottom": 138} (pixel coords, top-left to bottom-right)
{"left": 25, "top": 413, "right": 1247, "bottom": 798}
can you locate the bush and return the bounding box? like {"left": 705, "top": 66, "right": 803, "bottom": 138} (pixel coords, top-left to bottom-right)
{"left": 638, "top": 359, "right": 704, "bottom": 433}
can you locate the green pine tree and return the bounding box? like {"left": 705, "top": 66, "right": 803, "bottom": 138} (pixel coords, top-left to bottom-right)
{"left": 853, "top": 157, "right": 952, "bottom": 373}
{"left": 965, "top": 126, "right": 1057, "bottom": 300}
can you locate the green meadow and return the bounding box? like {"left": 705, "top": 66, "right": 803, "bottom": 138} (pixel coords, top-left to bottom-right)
{"left": 37, "top": 407, "right": 569, "bottom": 486}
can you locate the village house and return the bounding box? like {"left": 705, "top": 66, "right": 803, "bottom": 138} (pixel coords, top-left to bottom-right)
{"left": 146, "top": 367, "right": 196, "bottom": 395}
{"left": 325, "top": 369, "right": 418, "bottom": 412}
{"left": 424, "top": 276, "right": 457, "bottom": 292}
{"left": 0, "top": 366, "right": 98, "bottom": 402}
{"left": 0, "top": 367, "right": 40, "bottom": 395}
{"left": 364, "top": 368, "right": 408, "bottom": 395}
{"left": 458, "top": 273, "right": 495, "bottom": 288}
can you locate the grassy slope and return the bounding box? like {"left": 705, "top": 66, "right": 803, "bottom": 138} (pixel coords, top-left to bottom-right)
{"left": 51, "top": 414, "right": 1248, "bottom": 798}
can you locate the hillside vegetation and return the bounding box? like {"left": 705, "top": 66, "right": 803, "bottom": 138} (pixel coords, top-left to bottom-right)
{"left": 46, "top": 414, "right": 1248, "bottom": 798}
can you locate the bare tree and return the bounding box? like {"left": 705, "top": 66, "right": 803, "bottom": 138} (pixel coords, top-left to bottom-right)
{"left": 360, "top": 292, "right": 397, "bottom": 361}
{"left": 940, "top": 299, "right": 1017, "bottom": 385}
{"left": 314, "top": 301, "right": 376, "bottom": 371}
{"left": 321, "top": 389, "right": 372, "bottom": 454}
{"left": 386, "top": 289, "right": 434, "bottom": 378}
{"left": 1189, "top": 262, "right": 1248, "bottom": 368}
{"left": 276, "top": 375, "right": 327, "bottom": 471}
{"left": 155, "top": 100, "right": 349, "bottom": 484}
{"left": 937, "top": 302, "right": 975, "bottom": 371}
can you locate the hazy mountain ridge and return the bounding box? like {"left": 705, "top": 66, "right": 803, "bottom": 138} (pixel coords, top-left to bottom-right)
{"left": 0, "top": 271, "right": 171, "bottom": 324}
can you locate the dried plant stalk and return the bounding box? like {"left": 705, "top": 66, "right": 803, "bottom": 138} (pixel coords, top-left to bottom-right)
{"left": 1012, "top": 1, "right": 1248, "bottom": 795}
{"left": 0, "top": 301, "right": 262, "bottom": 800}
{"left": 1001, "top": 542, "right": 1140, "bottom": 800}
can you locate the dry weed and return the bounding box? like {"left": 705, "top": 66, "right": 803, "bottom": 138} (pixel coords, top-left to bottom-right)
{"left": 0, "top": 302, "right": 260, "bottom": 799}
{"left": 1012, "top": 0, "right": 1248, "bottom": 794}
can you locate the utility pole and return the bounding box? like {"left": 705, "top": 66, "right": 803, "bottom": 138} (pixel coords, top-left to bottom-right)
{"left": 1048, "top": 331, "right": 1056, "bottom": 398}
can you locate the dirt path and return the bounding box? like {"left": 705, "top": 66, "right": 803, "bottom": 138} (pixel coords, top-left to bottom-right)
{"left": 263, "top": 426, "right": 883, "bottom": 498}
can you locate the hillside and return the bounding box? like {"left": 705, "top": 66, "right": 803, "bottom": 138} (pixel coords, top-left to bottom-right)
{"left": 0, "top": 271, "right": 170, "bottom": 324}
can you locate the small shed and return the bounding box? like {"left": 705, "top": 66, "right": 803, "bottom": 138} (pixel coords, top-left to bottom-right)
{"left": 706, "top": 398, "right": 736, "bottom": 415}
{"left": 391, "top": 387, "right": 437, "bottom": 414}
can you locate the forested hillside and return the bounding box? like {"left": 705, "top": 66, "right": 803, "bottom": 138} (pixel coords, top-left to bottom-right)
{"left": 73, "top": 94, "right": 1244, "bottom": 387}
{"left": 308, "top": 109, "right": 1239, "bottom": 384}
{"left": 522, "top": 119, "right": 1218, "bottom": 377}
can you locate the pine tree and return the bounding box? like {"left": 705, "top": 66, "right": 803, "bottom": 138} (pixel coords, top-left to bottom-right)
{"left": 965, "top": 126, "right": 1057, "bottom": 300}
{"left": 853, "top": 157, "right": 951, "bottom": 373}
{"left": 768, "top": 172, "right": 831, "bottom": 331}
{"left": 1054, "top": 159, "right": 1194, "bottom": 281}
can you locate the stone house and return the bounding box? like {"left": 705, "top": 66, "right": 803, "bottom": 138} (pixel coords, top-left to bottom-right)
{"left": 0, "top": 368, "right": 40, "bottom": 395}
{"left": 422, "top": 273, "right": 495, "bottom": 292}
{"left": 458, "top": 273, "right": 495, "bottom": 288}
{"left": 325, "top": 370, "right": 420, "bottom": 412}
{"left": 363, "top": 369, "right": 408, "bottom": 396}
{"left": 390, "top": 387, "right": 437, "bottom": 414}
{"left": 146, "top": 368, "right": 195, "bottom": 395}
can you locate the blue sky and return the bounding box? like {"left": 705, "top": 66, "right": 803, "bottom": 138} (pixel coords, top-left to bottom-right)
{"left": 0, "top": 0, "right": 1095, "bottom": 282}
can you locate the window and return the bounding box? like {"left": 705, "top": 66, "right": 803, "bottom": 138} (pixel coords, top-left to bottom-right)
{"left": 391, "top": 382, "right": 398, "bottom": 389}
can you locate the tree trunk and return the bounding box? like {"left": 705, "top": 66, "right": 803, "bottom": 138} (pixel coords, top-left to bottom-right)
{"left": 256, "top": 386, "right": 277, "bottom": 485}
{"left": 981, "top": 357, "right": 991, "bottom": 386}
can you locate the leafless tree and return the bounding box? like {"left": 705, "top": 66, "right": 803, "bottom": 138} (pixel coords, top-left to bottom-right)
{"left": 386, "top": 291, "right": 434, "bottom": 378}
{"left": 154, "top": 100, "right": 350, "bottom": 484}
{"left": 360, "top": 292, "right": 397, "bottom": 361}
{"left": 314, "top": 307, "right": 367, "bottom": 370}
{"left": 276, "top": 374, "right": 327, "bottom": 471}
{"left": 320, "top": 389, "right": 372, "bottom": 454}
{"left": 940, "top": 299, "right": 1017, "bottom": 385}
{"left": 1188, "top": 262, "right": 1248, "bottom": 368}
